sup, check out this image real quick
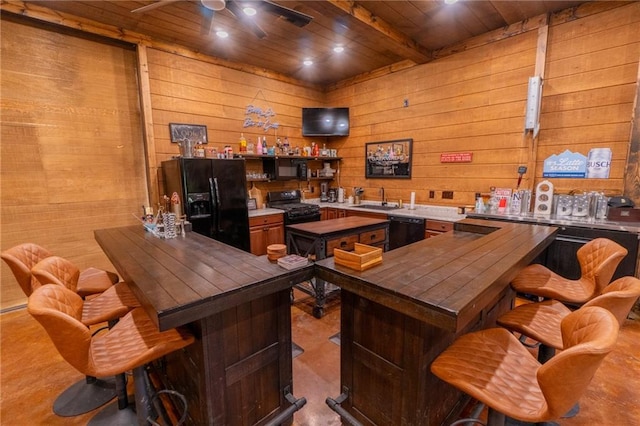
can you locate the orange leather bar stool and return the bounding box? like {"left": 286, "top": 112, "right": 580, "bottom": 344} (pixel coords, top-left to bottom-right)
{"left": 511, "top": 238, "right": 627, "bottom": 305}
{"left": 28, "top": 284, "right": 195, "bottom": 425}
{"left": 431, "top": 307, "right": 618, "bottom": 426}
{"left": 32, "top": 255, "right": 141, "bottom": 326}
{"left": 1, "top": 243, "right": 119, "bottom": 298}
{"left": 498, "top": 276, "right": 640, "bottom": 363}
{"left": 30, "top": 255, "right": 141, "bottom": 417}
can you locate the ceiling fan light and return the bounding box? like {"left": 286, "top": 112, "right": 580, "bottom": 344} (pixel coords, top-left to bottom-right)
{"left": 303, "top": 59, "right": 313, "bottom": 66}
{"left": 333, "top": 46, "right": 344, "bottom": 53}
{"left": 202, "top": 0, "right": 226, "bottom": 11}
{"left": 216, "top": 30, "right": 229, "bottom": 38}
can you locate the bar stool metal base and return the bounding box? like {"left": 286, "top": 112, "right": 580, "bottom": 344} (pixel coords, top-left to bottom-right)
{"left": 504, "top": 417, "right": 558, "bottom": 426}
{"left": 53, "top": 376, "right": 116, "bottom": 417}
{"left": 87, "top": 400, "right": 138, "bottom": 426}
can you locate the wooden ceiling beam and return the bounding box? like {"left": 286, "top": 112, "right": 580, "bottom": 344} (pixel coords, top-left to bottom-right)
{"left": 326, "top": 0, "right": 432, "bottom": 64}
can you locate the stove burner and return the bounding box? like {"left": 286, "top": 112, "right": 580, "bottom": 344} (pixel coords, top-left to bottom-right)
{"left": 267, "top": 191, "right": 320, "bottom": 225}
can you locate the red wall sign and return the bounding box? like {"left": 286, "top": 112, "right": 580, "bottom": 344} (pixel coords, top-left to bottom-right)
{"left": 440, "top": 152, "right": 473, "bottom": 163}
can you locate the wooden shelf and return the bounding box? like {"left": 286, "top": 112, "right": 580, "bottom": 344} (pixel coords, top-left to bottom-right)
{"left": 235, "top": 154, "right": 341, "bottom": 161}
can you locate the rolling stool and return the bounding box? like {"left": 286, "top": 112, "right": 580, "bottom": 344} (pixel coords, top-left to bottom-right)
{"left": 28, "top": 284, "right": 195, "bottom": 425}
{"left": 431, "top": 307, "right": 618, "bottom": 426}
{"left": 510, "top": 238, "right": 627, "bottom": 305}
{"left": 498, "top": 276, "right": 640, "bottom": 362}
{"left": 1, "top": 242, "right": 119, "bottom": 298}
{"left": 31, "top": 255, "right": 141, "bottom": 416}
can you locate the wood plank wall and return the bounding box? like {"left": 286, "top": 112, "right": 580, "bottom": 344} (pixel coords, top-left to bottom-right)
{"left": 146, "top": 48, "right": 326, "bottom": 199}
{"left": 541, "top": 4, "right": 640, "bottom": 195}
{"left": 0, "top": 16, "right": 148, "bottom": 310}
{"left": 326, "top": 30, "right": 539, "bottom": 206}
{"left": 326, "top": 2, "right": 640, "bottom": 207}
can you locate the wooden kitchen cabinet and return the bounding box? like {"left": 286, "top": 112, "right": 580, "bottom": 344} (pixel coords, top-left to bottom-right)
{"left": 346, "top": 209, "right": 388, "bottom": 220}
{"left": 322, "top": 207, "right": 346, "bottom": 220}
{"left": 425, "top": 219, "right": 454, "bottom": 238}
{"left": 249, "top": 213, "right": 285, "bottom": 256}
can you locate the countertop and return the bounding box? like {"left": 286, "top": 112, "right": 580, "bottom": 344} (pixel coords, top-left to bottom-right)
{"left": 466, "top": 212, "right": 640, "bottom": 234}
{"left": 94, "top": 225, "right": 314, "bottom": 330}
{"left": 248, "top": 200, "right": 464, "bottom": 221}
{"left": 314, "top": 218, "right": 558, "bottom": 333}
{"left": 248, "top": 207, "right": 284, "bottom": 218}
{"left": 246, "top": 202, "right": 640, "bottom": 234}
{"left": 286, "top": 216, "right": 388, "bottom": 236}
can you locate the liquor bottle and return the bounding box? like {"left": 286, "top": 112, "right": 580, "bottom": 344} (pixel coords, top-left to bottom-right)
{"left": 256, "top": 136, "right": 263, "bottom": 155}
{"left": 239, "top": 133, "right": 247, "bottom": 153}
{"left": 283, "top": 137, "right": 290, "bottom": 154}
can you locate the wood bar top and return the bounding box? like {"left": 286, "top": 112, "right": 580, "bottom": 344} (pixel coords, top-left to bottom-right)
{"left": 286, "top": 216, "right": 389, "bottom": 237}
{"left": 314, "top": 218, "right": 558, "bottom": 333}
{"left": 95, "top": 225, "right": 313, "bottom": 331}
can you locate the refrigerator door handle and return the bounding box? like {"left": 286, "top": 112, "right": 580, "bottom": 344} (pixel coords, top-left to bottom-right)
{"left": 209, "top": 177, "right": 220, "bottom": 233}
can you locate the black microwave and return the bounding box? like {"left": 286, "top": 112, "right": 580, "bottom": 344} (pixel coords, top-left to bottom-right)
{"left": 263, "top": 158, "right": 307, "bottom": 181}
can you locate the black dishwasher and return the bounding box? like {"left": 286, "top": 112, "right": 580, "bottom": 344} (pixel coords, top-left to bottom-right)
{"left": 389, "top": 215, "right": 425, "bottom": 250}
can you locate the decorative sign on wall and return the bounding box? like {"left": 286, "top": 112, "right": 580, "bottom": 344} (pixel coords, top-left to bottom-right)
{"left": 244, "top": 90, "right": 279, "bottom": 132}
{"left": 365, "top": 139, "right": 412, "bottom": 179}
{"left": 440, "top": 152, "right": 473, "bottom": 163}
{"left": 543, "top": 148, "right": 611, "bottom": 179}
{"left": 169, "top": 123, "right": 208, "bottom": 143}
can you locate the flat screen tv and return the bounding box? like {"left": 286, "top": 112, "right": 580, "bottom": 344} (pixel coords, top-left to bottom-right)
{"left": 302, "top": 107, "right": 350, "bottom": 137}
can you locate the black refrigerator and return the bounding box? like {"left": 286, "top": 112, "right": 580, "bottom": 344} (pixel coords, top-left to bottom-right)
{"left": 162, "top": 158, "right": 251, "bottom": 252}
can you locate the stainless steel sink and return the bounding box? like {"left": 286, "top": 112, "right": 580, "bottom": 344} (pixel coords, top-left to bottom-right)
{"left": 356, "top": 204, "right": 399, "bottom": 211}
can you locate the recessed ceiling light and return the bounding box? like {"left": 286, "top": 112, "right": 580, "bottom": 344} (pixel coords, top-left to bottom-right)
{"left": 216, "top": 30, "right": 229, "bottom": 38}
{"left": 333, "top": 46, "right": 344, "bottom": 53}
{"left": 444, "top": 0, "right": 459, "bottom": 4}
{"left": 243, "top": 6, "right": 257, "bottom": 16}
{"left": 303, "top": 59, "right": 313, "bottom": 66}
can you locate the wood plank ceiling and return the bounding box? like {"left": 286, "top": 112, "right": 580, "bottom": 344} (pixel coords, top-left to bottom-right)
{"left": 15, "top": 0, "right": 589, "bottom": 87}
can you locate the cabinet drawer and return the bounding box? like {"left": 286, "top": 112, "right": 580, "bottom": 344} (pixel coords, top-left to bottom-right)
{"left": 359, "top": 229, "right": 386, "bottom": 245}
{"left": 249, "top": 213, "right": 283, "bottom": 227}
{"left": 326, "top": 235, "right": 359, "bottom": 257}
{"left": 425, "top": 220, "right": 453, "bottom": 232}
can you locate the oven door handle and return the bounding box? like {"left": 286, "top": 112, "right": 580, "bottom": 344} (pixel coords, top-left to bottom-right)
{"left": 555, "top": 235, "right": 591, "bottom": 245}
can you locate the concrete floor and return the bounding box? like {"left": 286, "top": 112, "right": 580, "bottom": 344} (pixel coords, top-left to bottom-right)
{"left": 1, "top": 290, "right": 639, "bottom": 425}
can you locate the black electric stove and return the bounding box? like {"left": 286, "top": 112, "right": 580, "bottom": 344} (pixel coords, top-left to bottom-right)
{"left": 267, "top": 190, "right": 321, "bottom": 225}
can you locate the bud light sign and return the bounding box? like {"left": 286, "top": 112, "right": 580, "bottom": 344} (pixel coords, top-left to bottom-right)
{"left": 543, "top": 148, "right": 611, "bottom": 179}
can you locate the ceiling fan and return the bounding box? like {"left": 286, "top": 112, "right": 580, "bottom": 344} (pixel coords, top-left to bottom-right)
{"left": 131, "top": 0, "right": 314, "bottom": 39}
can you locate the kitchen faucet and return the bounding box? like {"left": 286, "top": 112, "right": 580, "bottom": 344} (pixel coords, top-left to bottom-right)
{"left": 380, "top": 187, "right": 387, "bottom": 205}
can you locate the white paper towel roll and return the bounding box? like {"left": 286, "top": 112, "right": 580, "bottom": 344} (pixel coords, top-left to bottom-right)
{"left": 338, "top": 187, "right": 345, "bottom": 203}
{"left": 410, "top": 192, "right": 416, "bottom": 209}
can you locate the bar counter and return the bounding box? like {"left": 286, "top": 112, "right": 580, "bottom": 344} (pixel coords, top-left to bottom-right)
{"left": 95, "top": 219, "right": 556, "bottom": 425}
{"left": 95, "top": 225, "right": 314, "bottom": 425}
{"left": 314, "top": 218, "right": 557, "bottom": 425}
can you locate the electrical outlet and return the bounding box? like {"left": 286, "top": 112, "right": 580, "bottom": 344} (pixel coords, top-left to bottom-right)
{"left": 403, "top": 99, "right": 409, "bottom": 108}
{"left": 429, "top": 190, "right": 435, "bottom": 198}
{"left": 442, "top": 191, "right": 454, "bottom": 199}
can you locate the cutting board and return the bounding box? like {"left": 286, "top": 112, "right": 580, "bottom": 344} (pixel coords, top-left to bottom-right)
{"left": 249, "top": 183, "right": 263, "bottom": 209}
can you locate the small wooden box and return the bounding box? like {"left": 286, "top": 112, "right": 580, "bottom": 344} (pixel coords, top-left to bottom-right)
{"left": 334, "top": 243, "right": 383, "bottom": 271}
{"left": 608, "top": 208, "right": 640, "bottom": 223}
